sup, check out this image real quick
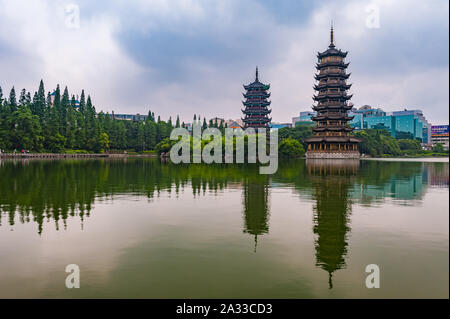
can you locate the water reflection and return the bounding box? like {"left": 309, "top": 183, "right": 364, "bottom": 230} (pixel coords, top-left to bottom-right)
{"left": 307, "top": 159, "right": 359, "bottom": 288}
{"left": 242, "top": 177, "right": 270, "bottom": 252}
{"left": 0, "top": 158, "right": 448, "bottom": 238}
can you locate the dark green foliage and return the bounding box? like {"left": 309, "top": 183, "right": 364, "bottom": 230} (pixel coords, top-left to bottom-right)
{"left": 398, "top": 139, "right": 421, "bottom": 151}
{"left": 432, "top": 143, "right": 445, "bottom": 153}
{"left": 278, "top": 124, "right": 313, "bottom": 148}
{"left": 352, "top": 129, "right": 403, "bottom": 157}
{"left": 278, "top": 138, "right": 305, "bottom": 157}
{"left": 0, "top": 81, "right": 175, "bottom": 153}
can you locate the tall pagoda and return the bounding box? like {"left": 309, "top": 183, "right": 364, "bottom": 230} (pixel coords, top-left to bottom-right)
{"left": 242, "top": 67, "right": 272, "bottom": 130}
{"left": 305, "top": 26, "right": 360, "bottom": 158}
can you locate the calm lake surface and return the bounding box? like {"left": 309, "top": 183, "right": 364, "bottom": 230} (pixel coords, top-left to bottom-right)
{"left": 0, "top": 158, "right": 448, "bottom": 298}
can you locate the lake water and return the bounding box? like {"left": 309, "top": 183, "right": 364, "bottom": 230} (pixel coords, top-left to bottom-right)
{"left": 0, "top": 158, "right": 448, "bottom": 298}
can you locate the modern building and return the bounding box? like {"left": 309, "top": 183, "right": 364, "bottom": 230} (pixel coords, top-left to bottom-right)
{"left": 269, "top": 122, "right": 292, "bottom": 130}
{"left": 392, "top": 109, "right": 428, "bottom": 142}
{"left": 431, "top": 125, "right": 449, "bottom": 150}
{"left": 346, "top": 105, "right": 431, "bottom": 144}
{"left": 305, "top": 26, "right": 361, "bottom": 159}
{"left": 241, "top": 67, "right": 272, "bottom": 129}
{"left": 292, "top": 111, "right": 316, "bottom": 127}
{"left": 110, "top": 113, "right": 148, "bottom": 121}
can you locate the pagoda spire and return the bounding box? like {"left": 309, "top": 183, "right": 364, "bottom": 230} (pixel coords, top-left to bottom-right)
{"left": 330, "top": 22, "right": 335, "bottom": 48}
{"left": 255, "top": 66, "right": 259, "bottom": 82}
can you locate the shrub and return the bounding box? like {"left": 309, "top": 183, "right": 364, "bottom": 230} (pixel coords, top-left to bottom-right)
{"left": 279, "top": 138, "right": 305, "bottom": 158}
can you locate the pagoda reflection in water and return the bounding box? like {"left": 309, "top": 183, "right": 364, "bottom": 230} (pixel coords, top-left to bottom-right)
{"left": 307, "top": 159, "right": 359, "bottom": 289}
{"left": 242, "top": 177, "right": 270, "bottom": 253}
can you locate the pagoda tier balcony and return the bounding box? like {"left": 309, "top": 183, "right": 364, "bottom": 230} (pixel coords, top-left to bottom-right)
{"left": 314, "top": 101, "right": 353, "bottom": 107}
{"left": 313, "top": 125, "right": 354, "bottom": 132}
{"left": 314, "top": 72, "right": 350, "bottom": 80}
{"left": 314, "top": 82, "right": 351, "bottom": 90}
{"left": 314, "top": 89, "right": 351, "bottom": 97}
{"left": 305, "top": 137, "right": 361, "bottom": 145}
{"left": 313, "top": 104, "right": 353, "bottom": 111}
{"left": 241, "top": 108, "right": 272, "bottom": 115}
{"left": 242, "top": 100, "right": 271, "bottom": 107}
{"left": 312, "top": 114, "right": 354, "bottom": 121}
{"left": 244, "top": 124, "right": 269, "bottom": 129}
{"left": 313, "top": 92, "right": 353, "bottom": 101}
{"left": 242, "top": 117, "right": 272, "bottom": 123}
{"left": 243, "top": 92, "right": 270, "bottom": 99}
{"left": 318, "top": 68, "right": 347, "bottom": 75}
{"left": 316, "top": 61, "right": 349, "bottom": 69}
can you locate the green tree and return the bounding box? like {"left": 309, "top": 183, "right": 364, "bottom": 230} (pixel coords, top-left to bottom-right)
{"left": 433, "top": 143, "right": 445, "bottom": 153}
{"left": 279, "top": 138, "right": 305, "bottom": 157}
{"left": 278, "top": 124, "right": 313, "bottom": 148}
{"left": 398, "top": 139, "right": 421, "bottom": 151}
{"left": 9, "top": 87, "right": 17, "bottom": 109}
{"left": 99, "top": 132, "right": 110, "bottom": 152}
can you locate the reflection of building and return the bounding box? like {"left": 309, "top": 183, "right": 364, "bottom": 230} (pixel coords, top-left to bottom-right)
{"left": 307, "top": 159, "right": 359, "bottom": 288}
{"left": 242, "top": 178, "right": 270, "bottom": 252}
{"left": 431, "top": 125, "right": 449, "bottom": 150}
{"left": 241, "top": 67, "right": 272, "bottom": 130}
{"left": 305, "top": 27, "right": 360, "bottom": 158}
{"left": 425, "top": 162, "right": 449, "bottom": 187}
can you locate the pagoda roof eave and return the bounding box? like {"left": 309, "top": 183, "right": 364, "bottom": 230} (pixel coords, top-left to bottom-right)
{"left": 312, "top": 115, "right": 354, "bottom": 121}
{"left": 243, "top": 82, "right": 270, "bottom": 90}
{"left": 305, "top": 136, "right": 360, "bottom": 143}
{"left": 317, "top": 48, "right": 348, "bottom": 58}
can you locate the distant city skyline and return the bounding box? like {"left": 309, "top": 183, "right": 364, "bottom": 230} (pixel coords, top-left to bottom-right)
{"left": 0, "top": 0, "right": 448, "bottom": 124}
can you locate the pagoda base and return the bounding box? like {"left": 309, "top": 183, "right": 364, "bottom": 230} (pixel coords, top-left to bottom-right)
{"left": 305, "top": 151, "right": 360, "bottom": 159}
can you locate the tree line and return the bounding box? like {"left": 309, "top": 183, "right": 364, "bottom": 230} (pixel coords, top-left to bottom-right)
{"left": 0, "top": 81, "right": 191, "bottom": 153}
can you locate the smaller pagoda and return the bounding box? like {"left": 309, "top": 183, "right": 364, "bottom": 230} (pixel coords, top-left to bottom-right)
{"left": 242, "top": 67, "right": 272, "bottom": 130}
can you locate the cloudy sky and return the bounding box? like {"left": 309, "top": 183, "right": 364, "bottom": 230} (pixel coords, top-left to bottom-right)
{"left": 0, "top": 0, "right": 448, "bottom": 124}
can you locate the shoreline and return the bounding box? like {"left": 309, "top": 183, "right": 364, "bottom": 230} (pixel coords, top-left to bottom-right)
{"left": 0, "top": 153, "right": 157, "bottom": 159}
{"left": 0, "top": 153, "right": 447, "bottom": 163}
{"left": 361, "top": 157, "right": 448, "bottom": 162}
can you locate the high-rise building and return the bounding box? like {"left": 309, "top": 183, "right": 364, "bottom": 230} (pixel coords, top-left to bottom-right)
{"left": 305, "top": 27, "right": 360, "bottom": 158}
{"left": 347, "top": 106, "right": 431, "bottom": 144}
{"left": 431, "top": 125, "right": 449, "bottom": 150}
{"left": 241, "top": 67, "right": 272, "bottom": 130}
